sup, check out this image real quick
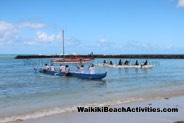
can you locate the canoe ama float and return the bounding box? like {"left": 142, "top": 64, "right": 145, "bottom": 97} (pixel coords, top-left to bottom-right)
{"left": 96, "top": 64, "right": 154, "bottom": 69}
{"left": 34, "top": 68, "right": 107, "bottom": 80}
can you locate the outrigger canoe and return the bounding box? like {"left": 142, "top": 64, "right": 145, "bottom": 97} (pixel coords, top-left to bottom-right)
{"left": 96, "top": 64, "right": 154, "bottom": 69}
{"left": 34, "top": 68, "right": 107, "bottom": 80}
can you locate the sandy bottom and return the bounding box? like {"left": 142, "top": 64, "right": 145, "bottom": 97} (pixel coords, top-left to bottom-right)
{"left": 19, "top": 96, "right": 184, "bottom": 123}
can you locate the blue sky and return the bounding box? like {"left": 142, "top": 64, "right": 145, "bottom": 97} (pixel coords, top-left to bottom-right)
{"left": 0, "top": 0, "right": 184, "bottom": 54}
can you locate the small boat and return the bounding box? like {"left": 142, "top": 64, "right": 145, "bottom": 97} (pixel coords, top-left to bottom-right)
{"left": 52, "top": 57, "right": 92, "bottom": 64}
{"left": 96, "top": 63, "right": 154, "bottom": 69}
{"left": 34, "top": 68, "right": 107, "bottom": 80}
{"left": 51, "top": 30, "right": 93, "bottom": 64}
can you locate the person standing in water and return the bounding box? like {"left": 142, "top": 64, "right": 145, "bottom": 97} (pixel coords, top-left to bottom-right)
{"left": 76, "top": 64, "right": 85, "bottom": 73}
{"left": 45, "top": 64, "right": 49, "bottom": 70}
{"left": 50, "top": 64, "right": 55, "bottom": 71}
{"left": 80, "top": 64, "right": 85, "bottom": 74}
{"left": 65, "top": 65, "right": 70, "bottom": 76}
{"left": 59, "top": 64, "right": 65, "bottom": 72}
{"left": 42, "top": 63, "right": 49, "bottom": 73}
{"left": 89, "top": 64, "right": 95, "bottom": 74}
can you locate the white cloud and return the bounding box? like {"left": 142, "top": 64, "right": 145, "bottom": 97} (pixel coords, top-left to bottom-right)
{"left": 24, "top": 41, "right": 37, "bottom": 45}
{"left": 96, "top": 38, "right": 112, "bottom": 47}
{"left": 126, "top": 41, "right": 151, "bottom": 50}
{"left": 18, "top": 22, "right": 46, "bottom": 29}
{"left": 65, "top": 37, "right": 81, "bottom": 45}
{"left": 0, "top": 20, "right": 52, "bottom": 44}
{"left": 161, "top": 43, "right": 174, "bottom": 50}
{"left": 36, "top": 31, "right": 61, "bottom": 42}
{"left": 177, "top": 0, "right": 184, "bottom": 7}
{"left": 0, "top": 21, "right": 20, "bottom": 43}
{"left": 124, "top": 41, "right": 177, "bottom": 53}
{"left": 99, "top": 38, "right": 107, "bottom": 43}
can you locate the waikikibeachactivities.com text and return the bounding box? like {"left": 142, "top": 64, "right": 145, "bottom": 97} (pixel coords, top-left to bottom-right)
{"left": 77, "top": 107, "right": 178, "bottom": 113}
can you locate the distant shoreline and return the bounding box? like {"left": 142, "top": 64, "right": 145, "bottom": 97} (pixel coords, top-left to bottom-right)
{"left": 15, "top": 54, "right": 184, "bottom": 59}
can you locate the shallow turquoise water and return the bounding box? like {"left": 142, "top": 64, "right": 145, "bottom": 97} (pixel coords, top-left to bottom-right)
{"left": 0, "top": 55, "right": 184, "bottom": 122}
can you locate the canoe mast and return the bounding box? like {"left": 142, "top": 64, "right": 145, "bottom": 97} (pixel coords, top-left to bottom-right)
{"left": 62, "top": 30, "right": 65, "bottom": 59}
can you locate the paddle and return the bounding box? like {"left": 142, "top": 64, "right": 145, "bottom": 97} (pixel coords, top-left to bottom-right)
{"left": 75, "top": 65, "right": 80, "bottom": 69}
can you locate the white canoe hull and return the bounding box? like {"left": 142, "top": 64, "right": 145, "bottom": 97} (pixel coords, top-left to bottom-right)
{"left": 96, "top": 64, "right": 154, "bottom": 69}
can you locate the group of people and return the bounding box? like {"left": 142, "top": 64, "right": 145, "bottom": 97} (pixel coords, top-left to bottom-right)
{"left": 43, "top": 63, "right": 95, "bottom": 75}
{"left": 103, "top": 59, "right": 148, "bottom": 66}
{"left": 76, "top": 64, "right": 95, "bottom": 74}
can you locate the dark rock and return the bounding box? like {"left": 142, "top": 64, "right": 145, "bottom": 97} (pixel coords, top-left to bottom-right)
{"left": 15, "top": 54, "right": 184, "bottom": 59}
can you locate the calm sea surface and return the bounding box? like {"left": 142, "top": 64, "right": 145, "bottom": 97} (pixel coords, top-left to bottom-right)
{"left": 0, "top": 54, "right": 184, "bottom": 122}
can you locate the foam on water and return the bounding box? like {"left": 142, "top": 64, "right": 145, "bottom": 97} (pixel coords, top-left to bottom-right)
{"left": 0, "top": 97, "right": 145, "bottom": 123}
{"left": 1, "top": 93, "right": 183, "bottom": 123}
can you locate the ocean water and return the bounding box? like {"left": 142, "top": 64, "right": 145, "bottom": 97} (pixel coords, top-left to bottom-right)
{"left": 0, "top": 55, "right": 184, "bottom": 122}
